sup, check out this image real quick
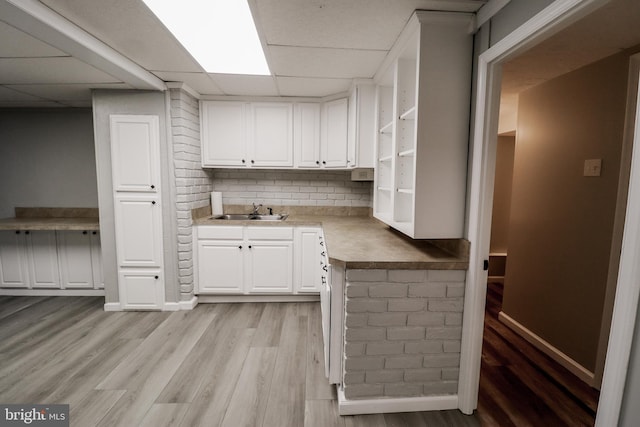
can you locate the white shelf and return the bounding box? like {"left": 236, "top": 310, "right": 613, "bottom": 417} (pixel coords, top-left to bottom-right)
{"left": 397, "top": 149, "right": 415, "bottom": 157}
{"left": 379, "top": 121, "right": 393, "bottom": 134}
{"left": 378, "top": 155, "right": 393, "bottom": 162}
{"left": 399, "top": 106, "right": 416, "bottom": 121}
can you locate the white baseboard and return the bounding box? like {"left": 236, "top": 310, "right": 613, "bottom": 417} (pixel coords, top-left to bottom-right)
{"left": 197, "top": 294, "right": 320, "bottom": 303}
{"left": 103, "top": 302, "right": 121, "bottom": 311}
{"left": 498, "top": 311, "right": 595, "bottom": 386}
{"left": 163, "top": 302, "right": 180, "bottom": 311}
{"left": 0, "top": 289, "right": 105, "bottom": 296}
{"left": 179, "top": 296, "right": 198, "bottom": 310}
{"left": 337, "top": 386, "right": 458, "bottom": 415}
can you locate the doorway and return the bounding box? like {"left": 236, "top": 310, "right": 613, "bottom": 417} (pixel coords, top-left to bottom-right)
{"left": 458, "top": 1, "right": 640, "bottom": 425}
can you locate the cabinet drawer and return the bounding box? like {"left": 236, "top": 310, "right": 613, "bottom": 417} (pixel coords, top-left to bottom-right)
{"left": 246, "top": 227, "right": 293, "bottom": 240}
{"left": 198, "top": 226, "right": 243, "bottom": 240}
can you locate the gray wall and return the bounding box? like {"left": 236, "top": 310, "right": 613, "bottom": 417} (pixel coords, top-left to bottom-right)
{"left": 502, "top": 51, "right": 628, "bottom": 372}
{"left": 0, "top": 108, "right": 98, "bottom": 218}
{"left": 92, "top": 90, "right": 178, "bottom": 304}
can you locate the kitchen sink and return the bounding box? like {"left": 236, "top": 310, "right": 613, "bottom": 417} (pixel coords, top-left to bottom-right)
{"left": 211, "top": 214, "right": 288, "bottom": 221}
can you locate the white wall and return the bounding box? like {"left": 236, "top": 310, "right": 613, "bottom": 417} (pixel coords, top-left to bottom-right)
{"left": 211, "top": 169, "right": 372, "bottom": 208}
{"left": 0, "top": 108, "right": 98, "bottom": 218}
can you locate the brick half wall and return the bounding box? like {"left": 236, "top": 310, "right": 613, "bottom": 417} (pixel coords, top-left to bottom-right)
{"left": 343, "top": 269, "right": 466, "bottom": 400}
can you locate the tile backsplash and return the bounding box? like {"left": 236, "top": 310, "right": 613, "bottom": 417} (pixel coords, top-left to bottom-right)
{"left": 211, "top": 169, "right": 373, "bottom": 208}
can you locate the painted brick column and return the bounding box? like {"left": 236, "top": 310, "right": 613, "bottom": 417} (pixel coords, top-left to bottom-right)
{"left": 343, "top": 269, "right": 466, "bottom": 400}
{"left": 168, "top": 88, "right": 213, "bottom": 301}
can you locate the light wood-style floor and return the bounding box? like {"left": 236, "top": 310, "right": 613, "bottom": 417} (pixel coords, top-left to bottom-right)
{"left": 0, "top": 296, "right": 480, "bottom": 427}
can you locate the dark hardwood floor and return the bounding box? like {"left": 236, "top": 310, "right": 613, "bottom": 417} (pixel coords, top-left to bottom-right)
{"left": 0, "top": 287, "right": 599, "bottom": 426}
{"left": 477, "top": 282, "right": 600, "bottom": 426}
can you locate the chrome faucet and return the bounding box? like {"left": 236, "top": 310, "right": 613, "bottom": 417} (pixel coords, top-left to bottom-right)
{"left": 251, "top": 203, "right": 263, "bottom": 215}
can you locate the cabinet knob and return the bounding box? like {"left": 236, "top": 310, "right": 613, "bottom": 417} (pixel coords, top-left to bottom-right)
{"left": 251, "top": 160, "right": 255, "bottom": 164}
{"left": 151, "top": 185, "right": 155, "bottom": 189}
{"left": 15, "top": 230, "right": 20, "bottom": 234}
{"left": 155, "top": 275, "right": 159, "bottom": 279}
{"left": 242, "top": 159, "right": 246, "bottom": 163}
{"left": 316, "top": 161, "right": 320, "bottom": 165}
{"left": 152, "top": 201, "right": 156, "bottom": 205}
{"left": 82, "top": 231, "right": 88, "bottom": 235}
{"left": 25, "top": 231, "right": 30, "bottom": 235}
{"left": 248, "top": 245, "right": 252, "bottom": 249}
{"left": 322, "top": 161, "right": 326, "bottom": 165}
{"left": 92, "top": 231, "right": 97, "bottom": 235}
{"left": 239, "top": 245, "right": 243, "bottom": 249}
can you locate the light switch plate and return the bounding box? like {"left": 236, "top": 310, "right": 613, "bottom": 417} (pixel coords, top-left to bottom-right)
{"left": 584, "top": 159, "right": 602, "bottom": 177}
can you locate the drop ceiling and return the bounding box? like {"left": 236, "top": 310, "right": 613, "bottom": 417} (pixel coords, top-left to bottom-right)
{"left": 0, "top": 0, "right": 487, "bottom": 107}
{"left": 1, "top": 0, "right": 639, "bottom": 109}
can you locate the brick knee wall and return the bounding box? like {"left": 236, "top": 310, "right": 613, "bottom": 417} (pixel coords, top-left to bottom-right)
{"left": 343, "top": 269, "right": 465, "bottom": 400}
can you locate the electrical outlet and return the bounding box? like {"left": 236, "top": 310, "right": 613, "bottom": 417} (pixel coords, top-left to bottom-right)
{"left": 584, "top": 159, "right": 602, "bottom": 177}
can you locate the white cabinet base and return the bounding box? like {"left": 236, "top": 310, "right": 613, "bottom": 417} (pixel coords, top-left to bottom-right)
{"left": 118, "top": 270, "right": 164, "bottom": 310}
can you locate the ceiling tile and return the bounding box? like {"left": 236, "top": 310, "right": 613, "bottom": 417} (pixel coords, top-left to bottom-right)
{"left": 41, "top": 0, "right": 204, "bottom": 73}
{"left": 153, "top": 71, "right": 224, "bottom": 96}
{"left": 0, "top": 86, "right": 45, "bottom": 102}
{"left": 209, "top": 74, "right": 279, "bottom": 96}
{"left": 276, "top": 77, "right": 352, "bottom": 97}
{"left": 254, "top": 0, "right": 415, "bottom": 50}
{"left": 6, "top": 83, "right": 132, "bottom": 101}
{"left": 0, "top": 22, "right": 67, "bottom": 58}
{"left": 268, "top": 46, "right": 386, "bottom": 79}
{"left": 0, "top": 57, "right": 121, "bottom": 85}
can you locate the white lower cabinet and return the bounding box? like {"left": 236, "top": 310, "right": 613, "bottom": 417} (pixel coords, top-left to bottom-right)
{"left": 295, "top": 227, "right": 323, "bottom": 293}
{"left": 195, "top": 225, "right": 300, "bottom": 295}
{"left": 118, "top": 270, "right": 164, "bottom": 310}
{"left": 0, "top": 231, "right": 30, "bottom": 288}
{"left": 197, "top": 239, "right": 244, "bottom": 293}
{"left": 58, "top": 230, "right": 94, "bottom": 289}
{"left": 246, "top": 241, "right": 293, "bottom": 293}
{"left": 0, "top": 229, "right": 103, "bottom": 290}
{"left": 26, "top": 231, "right": 60, "bottom": 289}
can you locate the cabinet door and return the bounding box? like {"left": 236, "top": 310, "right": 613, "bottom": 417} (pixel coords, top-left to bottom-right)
{"left": 197, "top": 240, "right": 244, "bottom": 293}
{"left": 114, "top": 195, "right": 163, "bottom": 268}
{"left": 295, "top": 228, "right": 322, "bottom": 293}
{"left": 201, "top": 101, "right": 247, "bottom": 167}
{"left": 57, "top": 231, "right": 93, "bottom": 289}
{"left": 249, "top": 103, "right": 293, "bottom": 167}
{"left": 110, "top": 115, "right": 160, "bottom": 193}
{"left": 294, "top": 103, "right": 321, "bottom": 168}
{"left": 322, "top": 98, "right": 349, "bottom": 168}
{"left": 118, "top": 270, "right": 164, "bottom": 310}
{"left": 0, "top": 231, "right": 29, "bottom": 288}
{"left": 246, "top": 241, "right": 293, "bottom": 293}
{"left": 90, "top": 232, "right": 104, "bottom": 289}
{"left": 26, "top": 231, "right": 60, "bottom": 289}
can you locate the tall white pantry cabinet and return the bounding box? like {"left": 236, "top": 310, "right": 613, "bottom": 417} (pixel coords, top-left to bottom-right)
{"left": 109, "top": 115, "right": 165, "bottom": 310}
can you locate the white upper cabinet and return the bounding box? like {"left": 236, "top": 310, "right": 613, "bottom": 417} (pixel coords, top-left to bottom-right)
{"left": 249, "top": 102, "right": 293, "bottom": 167}
{"left": 201, "top": 101, "right": 247, "bottom": 167}
{"left": 201, "top": 101, "right": 293, "bottom": 168}
{"left": 349, "top": 83, "right": 376, "bottom": 168}
{"left": 110, "top": 115, "right": 160, "bottom": 192}
{"left": 295, "top": 103, "right": 322, "bottom": 168}
{"left": 201, "top": 97, "right": 368, "bottom": 170}
{"left": 321, "top": 98, "right": 349, "bottom": 168}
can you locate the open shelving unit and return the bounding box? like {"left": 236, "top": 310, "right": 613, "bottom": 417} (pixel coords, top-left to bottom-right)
{"left": 372, "top": 11, "right": 474, "bottom": 239}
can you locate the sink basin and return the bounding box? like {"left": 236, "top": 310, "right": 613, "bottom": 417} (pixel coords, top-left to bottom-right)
{"left": 211, "top": 214, "right": 288, "bottom": 221}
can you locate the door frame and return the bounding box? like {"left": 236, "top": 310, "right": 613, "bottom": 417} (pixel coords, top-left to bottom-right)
{"left": 457, "top": 0, "right": 640, "bottom": 425}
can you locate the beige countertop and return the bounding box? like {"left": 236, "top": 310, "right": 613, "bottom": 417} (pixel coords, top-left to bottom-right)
{"left": 0, "top": 208, "right": 100, "bottom": 231}
{"left": 193, "top": 213, "right": 469, "bottom": 270}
